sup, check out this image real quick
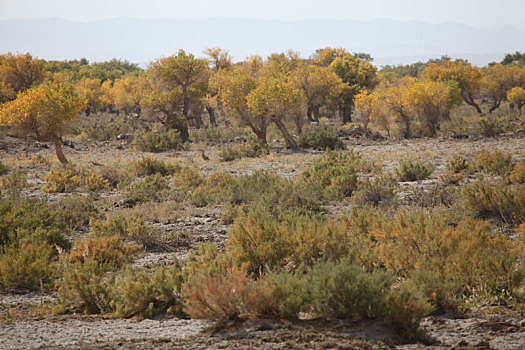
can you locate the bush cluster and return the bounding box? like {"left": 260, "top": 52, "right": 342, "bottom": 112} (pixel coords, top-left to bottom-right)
{"left": 395, "top": 160, "right": 434, "bottom": 182}
{"left": 218, "top": 138, "right": 270, "bottom": 162}
{"left": 297, "top": 125, "right": 346, "bottom": 151}
{"left": 133, "top": 130, "right": 185, "bottom": 152}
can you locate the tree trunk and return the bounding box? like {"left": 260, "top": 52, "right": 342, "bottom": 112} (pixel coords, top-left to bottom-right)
{"left": 272, "top": 116, "right": 297, "bottom": 149}
{"left": 54, "top": 137, "right": 68, "bottom": 164}
{"left": 340, "top": 105, "right": 352, "bottom": 124}
{"left": 489, "top": 98, "right": 502, "bottom": 114}
{"left": 306, "top": 106, "right": 314, "bottom": 122}
{"left": 206, "top": 105, "right": 217, "bottom": 126}
{"left": 182, "top": 88, "right": 190, "bottom": 117}
{"left": 312, "top": 105, "right": 320, "bottom": 122}
{"left": 294, "top": 113, "right": 303, "bottom": 135}
{"left": 463, "top": 93, "right": 483, "bottom": 114}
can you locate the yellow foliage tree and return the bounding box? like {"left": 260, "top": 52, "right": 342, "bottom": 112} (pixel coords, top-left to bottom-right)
{"left": 0, "top": 80, "right": 86, "bottom": 163}
{"left": 507, "top": 87, "right": 525, "bottom": 115}
{"left": 422, "top": 60, "right": 483, "bottom": 114}
{"left": 0, "top": 53, "right": 44, "bottom": 103}
{"left": 112, "top": 75, "right": 148, "bottom": 115}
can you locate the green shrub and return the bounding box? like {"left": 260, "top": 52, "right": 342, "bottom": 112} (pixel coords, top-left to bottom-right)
{"left": 297, "top": 125, "right": 346, "bottom": 151}
{"left": 395, "top": 161, "right": 434, "bottom": 182}
{"left": 0, "top": 242, "right": 57, "bottom": 291}
{"left": 462, "top": 182, "right": 525, "bottom": 224}
{"left": 111, "top": 261, "right": 185, "bottom": 318}
{"left": 81, "top": 122, "right": 127, "bottom": 141}
{"left": 300, "top": 150, "right": 360, "bottom": 199}
{"left": 84, "top": 172, "right": 110, "bottom": 192}
{"left": 0, "top": 161, "right": 9, "bottom": 176}
{"left": 133, "top": 156, "right": 177, "bottom": 176}
{"left": 478, "top": 118, "right": 503, "bottom": 138}
{"left": 125, "top": 173, "right": 171, "bottom": 203}
{"left": 0, "top": 168, "right": 28, "bottom": 194}
{"left": 172, "top": 166, "right": 204, "bottom": 192}
{"left": 41, "top": 167, "right": 83, "bottom": 193}
{"left": 446, "top": 155, "right": 471, "bottom": 174}
{"left": 475, "top": 150, "right": 514, "bottom": 176}
{"left": 90, "top": 214, "right": 167, "bottom": 250}
{"left": 218, "top": 138, "right": 270, "bottom": 162}
{"left": 133, "top": 130, "right": 185, "bottom": 152}
{"left": 55, "top": 195, "right": 98, "bottom": 230}
{"left": 353, "top": 176, "right": 397, "bottom": 207}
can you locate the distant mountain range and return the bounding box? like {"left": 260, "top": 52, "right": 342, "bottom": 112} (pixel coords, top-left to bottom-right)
{"left": 0, "top": 17, "right": 523, "bottom": 67}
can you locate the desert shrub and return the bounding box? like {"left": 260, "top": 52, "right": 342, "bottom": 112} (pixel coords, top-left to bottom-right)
{"left": 478, "top": 118, "right": 503, "bottom": 137}
{"left": 55, "top": 260, "right": 116, "bottom": 314}
{"left": 55, "top": 194, "right": 98, "bottom": 230}
{"left": 462, "top": 182, "right": 525, "bottom": 224}
{"left": 304, "top": 261, "right": 394, "bottom": 320}
{"left": 32, "top": 154, "right": 52, "bottom": 167}
{"left": 41, "top": 166, "right": 83, "bottom": 193}
{"left": 84, "top": 171, "right": 110, "bottom": 192}
{"left": 0, "top": 198, "right": 70, "bottom": 250}
{"left": 0, "top": 242, "right": 58, "bottom": 291}
{"left": 407, "top": 184, "right": 458, "bottom": 207}
{"left": 475, "top": 150, "right": 514, "bottom": 176}
{"left": 0, "top": 168, "right": 28, "bottom": 194}
{"left": 300, "top": 150, "right": 360, "bottom": 199}
{"left": 297, "top": 125, "right": 346, "bottom": 151}
{"left": 125, "top": 173, "right": 171, "bottom": 203}
{"left": 65, "top": 236, "right": 140, "bottom": 267}
{"left": 371, "top": 209, "right": 524, "bottom": 310}
{"left": 0, "top": 198, "right": 71, "bottom": 291}
{"left": 90, "top": 214, "right": 166, "bottom": 250}
{"left": 98, "top": 162, "right": 134, "bottom": 188}
{"left": 133, "top": 130, "right": 185, "bottom": 152}
{"left": 0, "top": 161, "right": 9, "bottom": 176}
{"left": 440, "top": 171, "right": 465, "bottom": 185}
{"left": 446, "top": 155, "right": 472, "bottom": 174}
{"left": 395, "top": 160, "right": 434, "bottom": 182}
{"left": 172, "top": 166, "right": 204, "bottom": 192}
{"left": 383, "top": 281, "right": 435, "bottom": 336}
{"left": 111, "top": 261, "right": 185, "bottom": 318}
{"left": 133, "top": 156, "right": 176, "bottom": 176}
{"left": 506, "top": 163, "right": 525, "bottom": 184}
{"left": 353, "top": 176, "right": 397, "bottom": 207}
{"left": 218, "top": 138, "right": 270, "bottom": 162}
{"left": 81, "top": 122, "right": 127, "bottom": 141}
{"left": 184, "top": 269, "right": 259, "bottom": 320}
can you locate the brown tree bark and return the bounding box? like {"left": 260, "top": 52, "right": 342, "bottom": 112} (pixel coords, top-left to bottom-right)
{"left": 53, "top": 137, "right": 68, "bottom": 164}
{"left": 206, "top": 105, "right": 217, "bottom": 126}
{"left": 272, "top": 116, "right": 298, "bottom": 149}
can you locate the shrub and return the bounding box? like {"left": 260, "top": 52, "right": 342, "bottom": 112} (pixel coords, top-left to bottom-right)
{"left": 84, "top": 172, "right": 110, "bottom": 192}
{"left": 371, "top": 209, "right": 524, "bottom": 310}
{"left": 81, "top": 122, "right": 128, "bottom": 141}
{"left": 65, "top": 236, "right": 140, "bottom": 267}
{"left": 353, "top": 176, "right": 397, "bottom": 207}
{"left": 41, "top": 167, "right": 83, "bottom": 193}
{"left": 111, "top": 261, "right": 185, "bottom": 318}
{"left": 395, "top": 161, "right": 434, "bottom": 182}
{"left": 0, "top": 161, "right": 9, "bottom": 176}
{"left": 133, "top": 156, "right": 176, "bottom": 176}
{"left": 0, "top": 242, "right": 57, "bottom": 291}
{"left": 462, "top": 182, "right": 525, "bottom": 224}
{"left": 297, "top": 125, "right": 346, "bottom": 151}
{"left": 172, "top": 166, "right": 204, "bottom": 192}
{"left": 0, "top": 168, "right": 28, "bottom": 193}
{"left": 478, "top": 118, "right": 502, "bottom": 138}
{"left": 184, "top": 269, "right": 259, "bottom": 320}
{"left": 99, "top": 162, "right": 134, "bottom": 188}
{"left": 125, "top": 173, "right": 171, "bottom": 204}
{"left": 475, "top": 150, "right": 514, "bottom": 176}
{"left": 133, "top": 130, "right": 185, "bottom": 152}
{"left": 446, "top": 155, "right": 471, "bottom": 174}
{"left": 506, "top": 163, "right": 525, "bottom": 184}
{"left": 407, "top": 184, "right": 457, "bottom": 207}
{"left": 0, "top": 198, "right": 70, "bottom": 291}
{"left": 90, "top": 214, "right": 166, "bottom": 250}
{"left": 300, "top": 150, "right": 360, "bottom": 199}
{"left": 55, "top": 194, "right": 98, "bottom": 230}
{"left": 218, "top": 138, "right": 270, "bottom": 162}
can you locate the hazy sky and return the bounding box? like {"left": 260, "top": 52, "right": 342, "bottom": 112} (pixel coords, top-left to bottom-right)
{"left": 1, "top": 0, "right": 525, "bottom": 30}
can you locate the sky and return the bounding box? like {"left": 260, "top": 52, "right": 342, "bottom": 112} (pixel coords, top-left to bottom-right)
{"left": 1, "top": 0, "right": 525, "bottom": 30}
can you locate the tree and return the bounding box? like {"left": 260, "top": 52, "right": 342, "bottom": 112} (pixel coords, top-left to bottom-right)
{"left": 0, "top": 53, "right": 44, "bottom": 103}
{"left": 247, "top": 70, "right": 303, "bottom": 149}
{"left": 75, "top": 78, "right": 108, "bottom": 115}
{"left": 0, "top": 80, "right": 86, "bottom": 163}
{"left": 212, "top": 62, "right": 270, "bottom": 143}
{"left": 481, "top": 64, "right": 522, "bottom": 113}
{"left": 382, "top": 78, "right": 413, "bottom": 138}
{"left": 329, "top": 54, "right": 379, "bottom": 124}
{"left": 405, "top": 80, "right": 452, "bottom": 136}
{"left": 354, "top": 90, "right": 382, "bottom": 132}
{"left": 501, "top": 51, "right": 525, "bottom": 67}
{"left": 507, "top": 87, "right": 525, "bottom": 115}
{"left": 203, "top": 47, "right": 233, "bottom": 72}
{"left": 297, "top": 65, "right": 344, "bottom": 122}
{"left": 422, "top": 60, "right": 483, "bottom": 114}
{"left": 148, "top": 50, "right": 209, "bottom": 120}
{"left": 112, "top": 75, "right": 148, "bottom": 115}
